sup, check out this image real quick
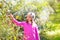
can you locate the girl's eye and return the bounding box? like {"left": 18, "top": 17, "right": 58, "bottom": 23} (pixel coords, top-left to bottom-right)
{"left": 29, "top": 16, "right": 31, "bottom": 18}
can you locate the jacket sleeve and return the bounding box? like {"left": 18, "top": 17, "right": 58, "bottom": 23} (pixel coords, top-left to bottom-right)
{"left": 35, "top": 27, "right": 40, "bottom": 40}
{"left": 12, "top": 18, "right": 25, "bottom": 27}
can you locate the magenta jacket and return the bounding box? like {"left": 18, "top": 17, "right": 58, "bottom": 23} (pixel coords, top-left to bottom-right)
{"left": 12, "top": 18, "right": 40, "bottom": 40}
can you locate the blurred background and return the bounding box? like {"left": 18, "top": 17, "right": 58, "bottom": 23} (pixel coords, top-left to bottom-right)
{"left": 0, "top": 0, "right": 60, "bottom": 40}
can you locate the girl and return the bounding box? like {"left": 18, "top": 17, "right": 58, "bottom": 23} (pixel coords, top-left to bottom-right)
{"left": 10, "top": 12, "right": 40, "bottom": 40}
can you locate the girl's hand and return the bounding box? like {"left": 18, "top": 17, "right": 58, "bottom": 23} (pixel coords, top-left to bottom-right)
{"left": 9, "top": 14, "right": 14, "bottom": 20}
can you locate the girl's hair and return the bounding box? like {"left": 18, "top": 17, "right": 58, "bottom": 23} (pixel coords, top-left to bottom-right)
{"left": 26, "top": 12, "right": 35, "bottom": 24}
{"left": 27, "top": 12, "right": 35, "bottom": 20}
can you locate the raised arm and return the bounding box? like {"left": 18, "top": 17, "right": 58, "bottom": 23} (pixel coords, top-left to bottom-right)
{"left": 10, "top": 14, "right": 24, "bottom": 27}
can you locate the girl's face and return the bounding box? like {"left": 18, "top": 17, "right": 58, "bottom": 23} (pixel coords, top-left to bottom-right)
{"left": 26, "top": 14, "right": 32, "bottom": 21}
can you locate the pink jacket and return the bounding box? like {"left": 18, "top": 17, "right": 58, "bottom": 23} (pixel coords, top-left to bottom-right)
{"left": 12, "top": 18, "right": 40, "bottom": 40}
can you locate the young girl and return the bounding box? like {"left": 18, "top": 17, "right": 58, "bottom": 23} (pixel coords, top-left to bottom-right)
{"left": 10, "top": 12, "right": 40, "bottom": 40}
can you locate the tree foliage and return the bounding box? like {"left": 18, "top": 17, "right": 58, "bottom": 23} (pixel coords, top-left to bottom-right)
{"left": 0, "top": 0, "right": 60, "bottom": 40}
